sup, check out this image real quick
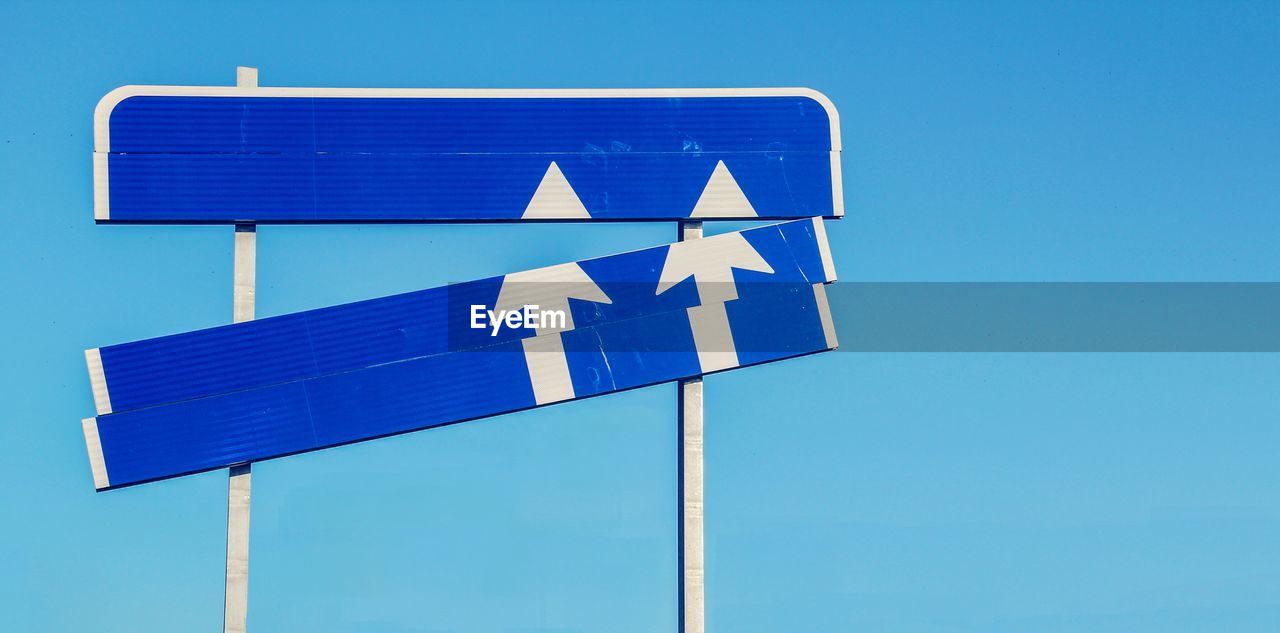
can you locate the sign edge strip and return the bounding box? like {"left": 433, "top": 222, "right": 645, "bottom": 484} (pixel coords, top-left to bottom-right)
{"left": 810, "top": 217, "right": 838, "bottom": 282}
{"left": 812, "top": 283, "right": 839, "bottom": 349}
{"left": 81, "top": 417, "right": 110, "bottom": 490}
{"left": 85, "top": 348, "right": 112, "bottom": 415}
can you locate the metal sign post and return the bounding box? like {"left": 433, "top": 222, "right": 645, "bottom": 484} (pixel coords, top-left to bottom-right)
{"left": 678, "top": 220, "right": 705, "bottom": 633}
{"left": 224, "top": 67, "right": 257, "bottom": 633}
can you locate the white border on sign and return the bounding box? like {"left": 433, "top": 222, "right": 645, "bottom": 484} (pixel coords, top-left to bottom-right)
{"left": 82, "top": 418, "right": 110, "bottom": 490}
{"left": 810, "top": 217, "right": 838, "bottom": 283}
{"left": 811, "top": 282, "right": 840, "bottom": 350}
{"left": 84, "top": 347, "right": 112, "bottom": 415}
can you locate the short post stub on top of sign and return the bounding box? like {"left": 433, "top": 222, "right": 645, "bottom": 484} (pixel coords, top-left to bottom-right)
{"left": 224, "top": 67, "right": 257, "bottom": 633}
{"left": 678, "top": 220, "right": 705, "bottom": 633}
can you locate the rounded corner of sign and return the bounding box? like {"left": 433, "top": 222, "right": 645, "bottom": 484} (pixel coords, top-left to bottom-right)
{"left": 93, "top": 86, "right": 145, "bottom": 152}
{"left": 95, "top": 86, "right": 139, "bottom": 116}
{"left": 793, "top": 87, "right": 837, "bottom": 111}
{"left": 93, "top": 86, "right": 130, "bottom": 122}
{"left": 792, "top": 88, "right": 841, "bottom": 144}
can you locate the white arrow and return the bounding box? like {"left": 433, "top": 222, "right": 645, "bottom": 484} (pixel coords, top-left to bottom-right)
{"left": 656, "top": 232, "right": 774, "bottom": 303}
{"left": 494, "top": 262, "right": 611, "bottom": 405}
{"left": 690, "top": 160, "right": 757, "bottom": 218}
{"left": 522, "top": 161, "right": 591, "bottom": 219}
{"left": 495, "top": 262, "right": 611, "bottom": 333}
{"left": 656, "top": 232, "right": 774, "bottom": 372}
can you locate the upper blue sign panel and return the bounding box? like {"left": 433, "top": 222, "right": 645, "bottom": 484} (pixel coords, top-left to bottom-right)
{"left": 93, "top": 87, "right": 842, "bottom": 223}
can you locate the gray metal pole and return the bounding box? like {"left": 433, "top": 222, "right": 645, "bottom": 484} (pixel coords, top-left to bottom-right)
{"left": 224, "top": 66, "right": 258, "bottom": 633}
{"left": 678, "top": 220, "right": 705, "bottom": 633}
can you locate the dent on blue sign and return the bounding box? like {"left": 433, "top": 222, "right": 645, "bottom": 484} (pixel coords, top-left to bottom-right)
{"left": 92, "top": 87, "right": 842, "bottom": 223}
{"left": 81, "top": 219, "right": 839, "bottom": 490}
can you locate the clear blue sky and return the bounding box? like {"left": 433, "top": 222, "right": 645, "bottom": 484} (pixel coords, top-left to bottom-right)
{"left": 1, "top": 1, "right": 1277, "bottom": 631}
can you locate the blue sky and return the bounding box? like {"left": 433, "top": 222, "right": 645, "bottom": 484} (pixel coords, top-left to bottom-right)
{"left": 1, "top": 1, "right": 1277, "bottom": 631}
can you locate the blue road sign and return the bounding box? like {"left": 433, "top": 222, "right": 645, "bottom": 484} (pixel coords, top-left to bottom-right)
{"left": 93, "top": 87, "right": 842, "bottom": 223}
{"left": 81, "top": 219, "right": 838, "bottom": 490}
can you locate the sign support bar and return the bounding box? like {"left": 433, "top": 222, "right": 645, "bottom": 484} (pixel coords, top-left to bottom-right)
{"left": 678, "top": 220, "right": 705, "bottom": 633}
{"left": 223, "top": 66, "right": 257, "bottom": 633}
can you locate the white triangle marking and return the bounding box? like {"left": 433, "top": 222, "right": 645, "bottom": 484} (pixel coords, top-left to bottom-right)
{"left": 690, "top": 160, "right": 756, "bottom": 218}
{"left": 522, "top": 161, "right": 591, "bottom": 219}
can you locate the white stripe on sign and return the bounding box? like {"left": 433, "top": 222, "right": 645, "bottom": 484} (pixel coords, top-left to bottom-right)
{"left": 93, "top": 153, "right": 110, "bottom": 221}
{"left": 81, "top": 418, "right": 110, "bottom": 490}
{"left": 811, "top": 217, "right": 837, "bottom": 282}
{"left": 522, "top": 334, "right": 575, "bottom": 405}
{"left": 812, "top": 283, "right": 839, "bottom": 349}
{"left": 84, "top": 348, "right": 112, "bottom": 415}
{"left": 687, "top": 302, "right": 739, "bottom": 373}
{"left": 830, "top": 152, "right": 845, "bottom": 217}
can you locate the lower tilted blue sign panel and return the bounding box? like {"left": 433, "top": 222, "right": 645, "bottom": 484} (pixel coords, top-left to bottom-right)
{"left": 95, "top": 88, "right": 842, "bottom": 222}
{"left": 81, "top": 218, "right": 839, "bottom": 490}
{"left": 84, "top": 282, "right": 837, "bottom": 490}
{"left": 87, "top": 218, "right": 836, "bottom": 417}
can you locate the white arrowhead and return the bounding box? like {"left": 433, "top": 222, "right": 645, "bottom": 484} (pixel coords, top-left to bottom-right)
{"left": 494, "top": 262, "right": 611, "bottom": 334}
{"left": 690, "top": 160, "right": 756, "bottom": 218}
{"left": 522, "top": 161, "right": 591, "bottom": 219}
{"left": 496, "top": 261, "right": 609, "bottom": 406}
{"left": 655, "top": 231, "right": 774, "bottom": 304}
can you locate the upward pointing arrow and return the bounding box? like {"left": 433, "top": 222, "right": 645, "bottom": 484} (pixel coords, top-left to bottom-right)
{"left": 522, "top": 161, "right": 591, "bottom": 219}
{"left": 655, "top": 232, "right": 774, "bottom": 304}
{"left": 494, "top": 262, "right": 611, "bottom": 333}
{"left": 656, "top": 232, "right": 775, "bottom": 374}
{"left": 495, "top": 262, "right": 611, "bottom": 406}
{"left": 690, "top": 160, "right": 757, "bottom": 218}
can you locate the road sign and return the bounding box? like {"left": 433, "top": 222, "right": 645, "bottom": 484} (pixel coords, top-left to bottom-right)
{"left": 82, "top": 218, "right": 838, "bottom": 490}
{"left": 93, "top": 86, "right": 842, "bottom": 223}
{"left": 86, "top": 218, "right": 835, "bottom": 415}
